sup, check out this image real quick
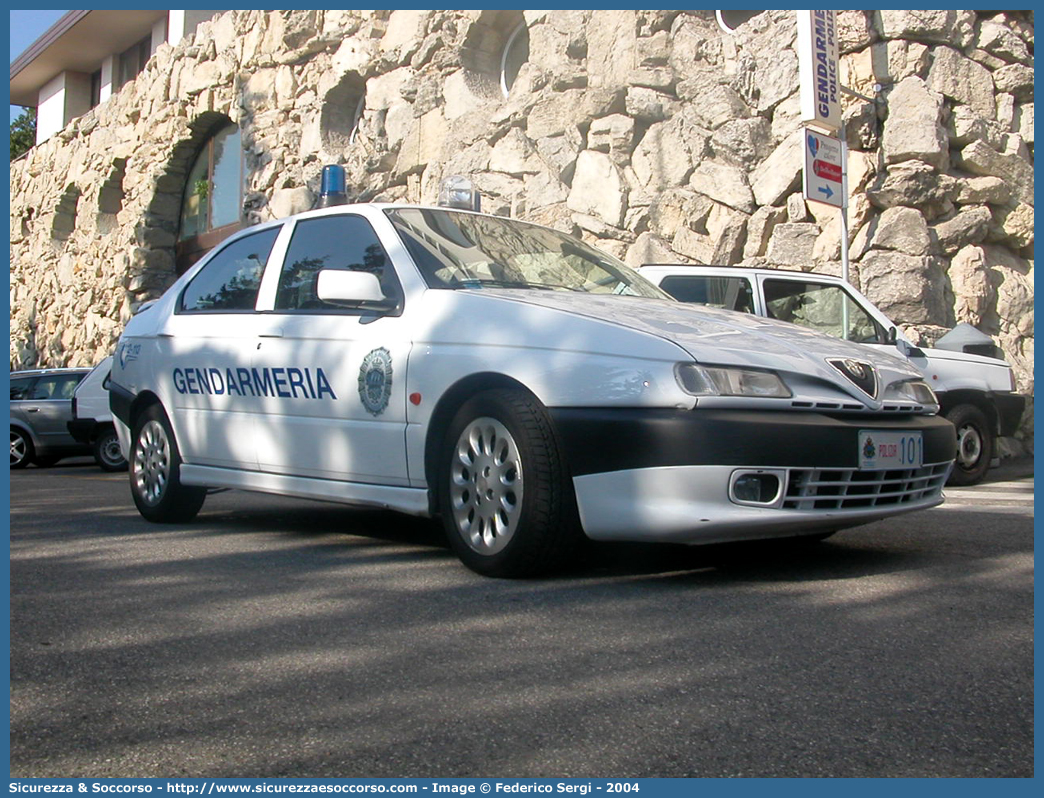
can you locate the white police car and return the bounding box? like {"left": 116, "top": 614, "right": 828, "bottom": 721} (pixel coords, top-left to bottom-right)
{"left": 110, "top": 202, "right": 956, "bottom": 577}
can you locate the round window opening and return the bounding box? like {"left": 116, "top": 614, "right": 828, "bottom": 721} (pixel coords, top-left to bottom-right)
{"left": 715, "top": 10, "right": 764, "bottom": 33}
{"left": 500, "top": 23, "right": 530, "bottom": 97}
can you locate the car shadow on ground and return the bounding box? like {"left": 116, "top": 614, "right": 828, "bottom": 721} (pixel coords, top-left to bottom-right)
{"left": 10, "top": 471, "right": 1033, "bottom": 778}
{"left": 177, "top": 497, "right": 953, "bottom": 587}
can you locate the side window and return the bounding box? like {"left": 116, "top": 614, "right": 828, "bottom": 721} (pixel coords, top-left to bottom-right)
{"left": 56, "top": 374, "right": 84, "bottom": 399}
{"left": 180, "top": 227, "right": 281, "bottom": 313}
{"left": 10, "top": 377, "right": 33, "bottom": 400}
{"left": 275, "top": 215, "right": 398, "bottom": 311}
{"left": 28, "top": 378, "right": 56, "bottom": 400}
{"left": 659, "top": 276, "right": 754, "bottom": 313}
{"left": 763, "top": 280, "right": 885, "bottom": 343}
{"left": 29, "top": 374, "right": 83, "bottom": 400}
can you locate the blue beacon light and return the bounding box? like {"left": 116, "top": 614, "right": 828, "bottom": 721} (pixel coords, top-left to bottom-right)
{"left": 318, "top": 164, "right": 348, "bottom": 207}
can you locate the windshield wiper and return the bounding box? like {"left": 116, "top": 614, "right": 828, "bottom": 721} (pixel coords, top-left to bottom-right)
{"left": 454, "top": 279, "right": 581, "bottom": 292}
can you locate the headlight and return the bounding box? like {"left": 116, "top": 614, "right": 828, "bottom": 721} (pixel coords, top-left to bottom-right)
{"left": 676, "top": 363, "right": 792, "bottom": 398}
{"left": 885, "top": 379, "right": 938, "bottom": 405}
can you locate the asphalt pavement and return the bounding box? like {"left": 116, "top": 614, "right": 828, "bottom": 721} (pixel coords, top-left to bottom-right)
{"left": 8, "top": 458, "right": 1034, "bottom": 778}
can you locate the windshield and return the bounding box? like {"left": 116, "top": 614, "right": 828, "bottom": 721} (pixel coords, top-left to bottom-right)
{"left": 386, "top": 208, "right": 669, "bottom": 299}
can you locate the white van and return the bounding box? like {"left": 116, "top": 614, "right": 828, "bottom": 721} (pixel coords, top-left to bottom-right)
{"left": 68, "top": 356, "right": 127, "bottom": 471}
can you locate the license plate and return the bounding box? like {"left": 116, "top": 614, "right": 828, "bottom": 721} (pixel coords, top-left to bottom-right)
{"left": 858, "top": 431, "right": 923, "bottom": 470}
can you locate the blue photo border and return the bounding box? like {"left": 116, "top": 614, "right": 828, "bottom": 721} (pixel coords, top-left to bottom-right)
{"left": 5, "top": 0, "right": 1038, "bottom": 790}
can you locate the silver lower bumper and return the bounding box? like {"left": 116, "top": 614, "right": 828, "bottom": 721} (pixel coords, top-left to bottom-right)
{"left": 573, "top": 463, "right": 949, "bottom": 544}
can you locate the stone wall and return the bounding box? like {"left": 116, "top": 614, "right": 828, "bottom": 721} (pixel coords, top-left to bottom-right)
{"left": 9, "top": 9, "right": 1034, "bottom": 450}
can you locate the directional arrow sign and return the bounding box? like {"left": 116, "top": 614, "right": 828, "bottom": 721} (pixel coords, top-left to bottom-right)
{"left": 803, "top": 127, "right": 845, "bottom": 209}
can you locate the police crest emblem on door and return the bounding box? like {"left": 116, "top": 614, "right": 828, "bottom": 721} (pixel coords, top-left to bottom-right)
{"left": 358, "top": 348, "right": 393, "bottom": 416}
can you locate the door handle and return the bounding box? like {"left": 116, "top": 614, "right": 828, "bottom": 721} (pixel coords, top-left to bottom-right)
{"left": 259, "top": 330, "right": 284, "bottom": 339}
{"left": 26, "top": 407, "right": 39, "bottom": 413}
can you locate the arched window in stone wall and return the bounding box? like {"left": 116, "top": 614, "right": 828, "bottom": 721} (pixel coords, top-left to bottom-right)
{"left": 461, "top": 10, "right": 530, "bottom": 99}
{"left": 176, "top": 121, "right": 245, "bottom": 274}
{"left": 98, "top": 159, "right": 127, "bottom": 216}
{"left": 51, "top": 184, "right": 82, "bottom": 241}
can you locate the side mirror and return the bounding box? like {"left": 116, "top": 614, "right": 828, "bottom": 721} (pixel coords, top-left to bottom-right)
{"left": 886, "top": 326, "right": 898, "bottom": 345}
{"left": 894, "top": 335, "right": 925, "bottom": 359}
{"left": 316, "top": 270, "right": 395, "bottom": 310}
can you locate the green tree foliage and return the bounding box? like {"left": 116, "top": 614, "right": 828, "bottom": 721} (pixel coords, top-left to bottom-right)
{"left": 10, "top": 107, "right": 36, "bottom": 161}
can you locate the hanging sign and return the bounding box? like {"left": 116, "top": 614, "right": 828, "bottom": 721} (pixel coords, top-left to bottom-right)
{"left": 797, "top": 10, "right": 841, "bottom": 133}
{"left": 803, "top": 127, "right": 845, "bottom": 208}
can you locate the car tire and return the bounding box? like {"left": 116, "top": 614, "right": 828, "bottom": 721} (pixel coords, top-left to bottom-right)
{"left": 438, "top": 389, "right": 581, "bottom": 578}
{"left": 130, "top": 404, "right": 206, "bottom": 523}
{"left": 946, "top": 403, "right": 993, "bottom": 487}
{"left": 11, "top": 428, "right": 33, "bottom": 469}
{"left": 93, "top": 428, "right": 128, "bottom": 472}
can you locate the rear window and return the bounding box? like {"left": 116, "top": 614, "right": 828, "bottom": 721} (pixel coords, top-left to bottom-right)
{"left": 180, "top": 227, "right": 281, "bottom": 313}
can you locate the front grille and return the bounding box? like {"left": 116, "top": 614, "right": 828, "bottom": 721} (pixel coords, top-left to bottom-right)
{"left": 789, "top": 401, "right": 924, "bottom": 413}
{"left": 782, "top": 462, "right": 950, "bottom": 510}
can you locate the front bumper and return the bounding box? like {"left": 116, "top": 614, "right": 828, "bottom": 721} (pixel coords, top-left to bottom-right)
{"left": 550, "top": 408, "right": 956, "bottom": 543}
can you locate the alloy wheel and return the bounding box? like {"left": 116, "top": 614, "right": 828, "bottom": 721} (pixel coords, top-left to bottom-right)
{"left": 449, "top": 417, "right": 524, "bottom": 555}
{"left": 134, "top": 420, "right": 171, "bottom": 506}
{"left": 10, "top": 431, "right": 29, "bottom": 467}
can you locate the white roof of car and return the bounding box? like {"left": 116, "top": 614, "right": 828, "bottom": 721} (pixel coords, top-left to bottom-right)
{"left": 10, "top": 367, "right": 90, "bottom": 377}
{"left": 638, "top": 264, "right": 846, "bottom": 281}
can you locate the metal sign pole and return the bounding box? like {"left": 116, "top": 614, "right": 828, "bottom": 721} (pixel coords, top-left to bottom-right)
{"left": 839, "top": 120, "right": 850, "bottom": 337}
{"left": 840, "top": 120, "right": 849, "bottom": 287}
